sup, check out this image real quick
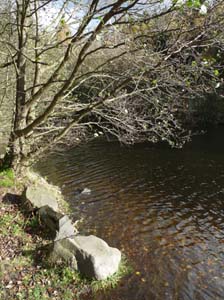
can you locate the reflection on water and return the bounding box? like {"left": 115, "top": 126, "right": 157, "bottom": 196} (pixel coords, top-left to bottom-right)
{"left": 37, "top": 127, "right": 224, "bottom": 300}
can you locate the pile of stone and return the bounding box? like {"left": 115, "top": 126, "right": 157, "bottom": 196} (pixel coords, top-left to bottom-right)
{"left": 22, "top": 182, "right": 121, "bottom": 280}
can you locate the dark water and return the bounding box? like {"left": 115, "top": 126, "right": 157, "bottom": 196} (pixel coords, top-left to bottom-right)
{"left": 37, "top": 128, "right": 224, "bottom": 300}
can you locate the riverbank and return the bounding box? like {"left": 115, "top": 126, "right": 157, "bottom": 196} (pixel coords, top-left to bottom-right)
{"left": 0, "top": 170, "right": 130, "bottom": 300}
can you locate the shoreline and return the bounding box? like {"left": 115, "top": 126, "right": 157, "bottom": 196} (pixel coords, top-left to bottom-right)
{"left": 0, "top": 169, "right": 130, "bottom": 300}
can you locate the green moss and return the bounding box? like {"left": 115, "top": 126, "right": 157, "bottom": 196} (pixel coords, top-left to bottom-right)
{"left": 0, "top": 168, "right": 15, "bottom": 187}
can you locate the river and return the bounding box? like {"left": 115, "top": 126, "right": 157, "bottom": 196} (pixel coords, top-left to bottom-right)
{"left": 37, "top": 127, "right": 224, "bottom": 300}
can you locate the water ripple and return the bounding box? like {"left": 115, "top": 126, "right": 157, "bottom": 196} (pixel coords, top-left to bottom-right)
{"left": 37, "top": 128, "right": 224, "bottom": 300}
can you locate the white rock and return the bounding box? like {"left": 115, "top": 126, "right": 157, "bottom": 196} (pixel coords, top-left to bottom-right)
{"left": 81, "top": 188, "right": 91, "bottom": 195}
{"left": 199, "top": 4, "right": 207, "bottom": 15}
{"left": 55, "top": 235, "right": 121, "bottom": 280}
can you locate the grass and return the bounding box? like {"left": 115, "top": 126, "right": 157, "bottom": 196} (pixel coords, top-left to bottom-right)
{"left": 10, "top": 261, "right": 130, "bottom": 300}
{"left": 0, "top": 212, "right": 24, "bottom": 236}
{"left": 91, "top": 256, "right": 132, "bottom": 293}
{"left": 1, "top": 254, "right": 132, "bottom": 300}
{"left": 0, "top": 168, "right": 15, "bottom": 187}
{"left": 0, "top": 184, "right": 132, "bottom": 300}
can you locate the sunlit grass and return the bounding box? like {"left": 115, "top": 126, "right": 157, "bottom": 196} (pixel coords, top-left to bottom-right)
{"left": 0, "top": 168, "right": 14, "bottom": 187}
{"left": 90, "top": 256, "right": 132, "bottom": 293}
{"left": 2, "top": 258, "right": 132, "bottom": 300}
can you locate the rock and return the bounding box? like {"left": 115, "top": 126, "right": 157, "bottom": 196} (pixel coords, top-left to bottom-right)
{"left": 38, "top": 205, "right": 75, "bottom": 239}
{"left": 24, "top": 170, "right": 70, "bottom": 214}
{"left": 22, "top": 184, "right": 59, "bottom": 212}
{"left": 74, "top": 188, "right": 91, "bottom": 196}
{"left": 48, "top": 238, "right": 78, "bottom": 268}
{"left": 56, "top": 215, "right": 76, "bottom": 240}
{"left": 81, "top": 188, "right": 91, "bottom": 195}
{"left": 53, "top": 235, "right": 121, "bottom": 280}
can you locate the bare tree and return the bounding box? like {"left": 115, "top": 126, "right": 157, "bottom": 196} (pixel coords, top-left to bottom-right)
{"left": 0, "top": 0, "right": 223, "bottom": 172}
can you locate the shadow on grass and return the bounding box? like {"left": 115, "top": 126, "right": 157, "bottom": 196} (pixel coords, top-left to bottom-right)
{"left": 2, "top": 192, "right": 21, "bottom": 205}
{"left": 3, "top": 193, "right": 53, "bottom": 238}
{"left": 2, "top": 192, "right": 54, "bottom": 264}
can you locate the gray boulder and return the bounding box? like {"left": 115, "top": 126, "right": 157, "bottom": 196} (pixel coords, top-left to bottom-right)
{"left": 38, "top": 205, "right": 75, "bottom": 239}
{"left": 56, "top": 215, "right": 76, "bottom": 240}
{"left": 50, "top": 236, "right": 78, "bottom": 268}
{"left": 22, "top": 184, "right": 59, "bottom": 212}
{"left": 53, "top": 235, "right": 121, "bottom": 280}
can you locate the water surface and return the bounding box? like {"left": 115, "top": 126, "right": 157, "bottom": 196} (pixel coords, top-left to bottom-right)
{"left": 37, "top": 128, "right": 224, "bottom": 300}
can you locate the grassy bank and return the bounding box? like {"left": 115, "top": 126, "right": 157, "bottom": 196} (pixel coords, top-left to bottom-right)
{"left": 0, "top": 169, "right": 131, "bottom": 300}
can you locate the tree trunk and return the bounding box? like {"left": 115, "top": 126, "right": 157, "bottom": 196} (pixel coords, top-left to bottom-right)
{"left": 1, "top": 133, "right": 28, "bottom": 174}
{"left": 3, "top": 0, "right": 30, "bottom": 173}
